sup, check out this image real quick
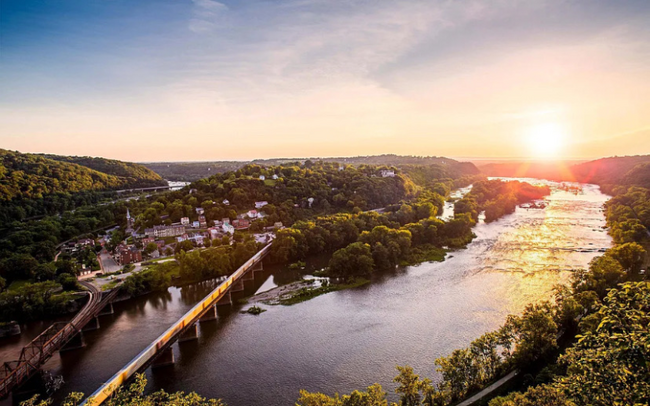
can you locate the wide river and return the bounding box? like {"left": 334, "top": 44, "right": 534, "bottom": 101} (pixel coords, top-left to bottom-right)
{"left": 0, "top": 179, "right": 612, "bottom": 406}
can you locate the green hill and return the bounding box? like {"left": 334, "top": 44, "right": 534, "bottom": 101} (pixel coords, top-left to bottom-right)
{"left": 43, "top": 154, "right": 166, "bottom": 188}
{"left": 0, "top": 149, "right": 166, "bottom": 201}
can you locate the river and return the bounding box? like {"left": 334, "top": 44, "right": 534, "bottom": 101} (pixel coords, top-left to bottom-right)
{"left": 0, "top": 178, "right": 612, "bottom": 406}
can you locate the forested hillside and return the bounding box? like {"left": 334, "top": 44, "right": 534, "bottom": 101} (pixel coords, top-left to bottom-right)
{"left": 0, "top": 149, "right": 165, "bottom": 202}
{"left": 144, "top": 155, "right": 479, "bottom": 182}
{"left": 142, "top": 161, "right": 244, "bottom": 182}
{"left": 43, "top": 154, "right": 166, "bottom": 188}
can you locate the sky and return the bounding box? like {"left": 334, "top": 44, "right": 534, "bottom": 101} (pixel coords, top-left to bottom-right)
{"left": 1, "top": 0, "right": 649, "bottom": 162}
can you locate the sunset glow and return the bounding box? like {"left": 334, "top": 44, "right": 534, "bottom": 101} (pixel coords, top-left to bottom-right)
{"left": 526, "top": 123, "right": 567, "bottom": 159}
{"left": 1, "top": 1, "right": 650, "bottom": 161}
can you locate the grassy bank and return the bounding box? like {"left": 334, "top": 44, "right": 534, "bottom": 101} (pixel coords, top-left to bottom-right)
{"left": 276, "top": 278, "right": 370, "bottom": 305}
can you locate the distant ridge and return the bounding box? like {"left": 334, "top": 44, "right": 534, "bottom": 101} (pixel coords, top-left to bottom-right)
{"left": 478, "top": 155, "right": 650, "bottom": 188}
{"left": 144, "top": 154, "right": 479, "bottom": 182}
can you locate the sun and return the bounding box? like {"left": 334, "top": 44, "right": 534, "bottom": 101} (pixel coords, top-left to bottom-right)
{"left": 525, "top": 122, "right": 566, "bottom": 159}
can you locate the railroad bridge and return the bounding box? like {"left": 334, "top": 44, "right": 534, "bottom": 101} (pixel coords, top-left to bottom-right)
{"left": 0, "top": 281, "right": 120, "bottom": 401}
{"left": 82, "top": 243, "right": 272, "bottom": 406}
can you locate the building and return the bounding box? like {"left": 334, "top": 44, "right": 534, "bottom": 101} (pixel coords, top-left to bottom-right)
{"left": 272, "top": 174, "right": 279, "bottom": 180}
{"left": 247, "top": 210, "right": 259, "bottom": 219}
{"left": 126, "top": 208, "right": 135, "bottom": 232}
{"left": 208, "top": 227, "right": 221, "bottom": 240}
{"left": 222, "top": 199, "right": 230, "bottom": 205}
{"left": 177, "top": 234, "right": 190, "bottom": 243}
{"left": 181, "top": 217, "right": 190, "bottom": 226}
{"left": 222, "top": 223, "right": 235, "bottom": 234}
{"left": 233, "top": 219, "right": 250, "bottom": 230}
{"left": 222, "top": 218, "right": 231, "bottom": 225}
{"left": 255, "top": 201, "right": 269, "bottom": 209}
{"left": 189, "top": 234, "right": 205, "bottom": 245}
{"left": 380, "top": 169, "right": 396, "bottom": 178}
{"left": 77, "top": 238, "right": 94, "bottom": 247}
{"left": 142, "top": 237, "right": 155, "bottom": 245}
{"left": 145, "top": 224, "right": 185, "bottom": 238}
{"left": 198, "top": 215, "right": 207, "bottom": 228}
{"left": 196, "top": 207, "right": 205, "bottom": 215}
{"left": 192, "top": 221, "right": 200, "bottom": 228}
{"left": 117, "top": 245, "right": 142, "bottom": 265}
{"left": 259, "top": 175, "right": 266, "bottom": 180}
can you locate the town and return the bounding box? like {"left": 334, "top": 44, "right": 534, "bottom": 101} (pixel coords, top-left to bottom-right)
{"left": 60, "top": 201, "right": 283, "bottom": 283}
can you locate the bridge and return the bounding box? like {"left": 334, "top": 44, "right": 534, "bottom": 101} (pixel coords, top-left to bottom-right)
{"left": 82, "top": 243, "right": 272, "bottom": 406}
{"left": 114, "top": 185, "right": 171, "bottom": 194}
{"left": 0, "top": 281, "right": 120, "bottom": 401}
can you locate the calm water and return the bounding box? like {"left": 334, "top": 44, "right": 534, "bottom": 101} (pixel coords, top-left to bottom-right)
{"left": 0, "top": 179, "right": 612, "bottom": 406}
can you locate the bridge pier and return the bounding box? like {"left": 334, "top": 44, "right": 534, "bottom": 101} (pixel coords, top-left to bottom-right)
{"left": 98, "top": 302, "right": 114, "bottom": 316}
{"left": 60, "top": 331, "right": 85, "bottom": 352}
{"left": 243, "top": 270, "right": 255, "bottom": 282}
{"left": 82, "top": 317, "right": 100, "bottom": 332}
{"left": 216, "top": 290, "right": 232, "bottom": 306}
{"left": 152, "top": 347, "right": 174, "bottom": 368}
{"left": 200, "top": 306, "right": 217, "bottom": 322}
{"left": 178, "top": 324, "right": 199, "bottom": 343}
{"left": 252, "top": 262, "right": 264, "bottom": 273}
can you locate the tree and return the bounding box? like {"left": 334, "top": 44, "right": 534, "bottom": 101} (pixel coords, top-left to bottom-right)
{"left": 572, "top": 255, "right": 625, "bottom": 298}
{"left": 328, "top": 242, "right": 374, "bottom": 279}
{"left": 507, "top": 302, "right": 558, "bottom": 368}
{"left": 297, "top": 383, "right": 388, "bottom": 406}
{"left": 175, "top": 240, "right": 194, "bottom": 254}
{"left": 558, "top": 282, "right": 650, "bottom": 406}
{"left": 489, "top": 384, "right": 574, "bottom": 406}
{"left": 33, "top": 263, "right": 57, "bottom": 282}
{"left": 605, "top": 242, "right": 646, "bottom": 277}
{"left": 58, "top": 273, "right": 79, "bottom": 291}
{"left": 394, "top": 366, "right": 422, "bottom": 406}
{"left": 143, "top": 242, "right": 159, "bottom": 255}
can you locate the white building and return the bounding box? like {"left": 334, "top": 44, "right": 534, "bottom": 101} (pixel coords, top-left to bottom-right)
{"left": 181, "top": 217, "right": 190, "bottom": 226}
{"left": 380, "top": 170, "right": 396, "bottom": 178}
{"left": 192, "top": 221, "right": 200, "bottom": 228}
{"left": 255, "top": 201, "right": 269, "bottom": 209}
{"left": 222, "top": 199, "right": 230, "bottom": 205}
{"left": 222, "top": 223, "right": 235, "bottom": 235}
{"left": 189, "top": 234, "right": 205, "bottom": 245}
{"left": 272, "top": 174, "right": 279, "bottom": 180}
{"left": 195, "top": 207, "right": 205, "bottom": 215}
{"left": 259, "top": 175, "right": 266, "bottom": 180}
{"left": 247, "top": 210, "right": 259, "bottom": 219}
